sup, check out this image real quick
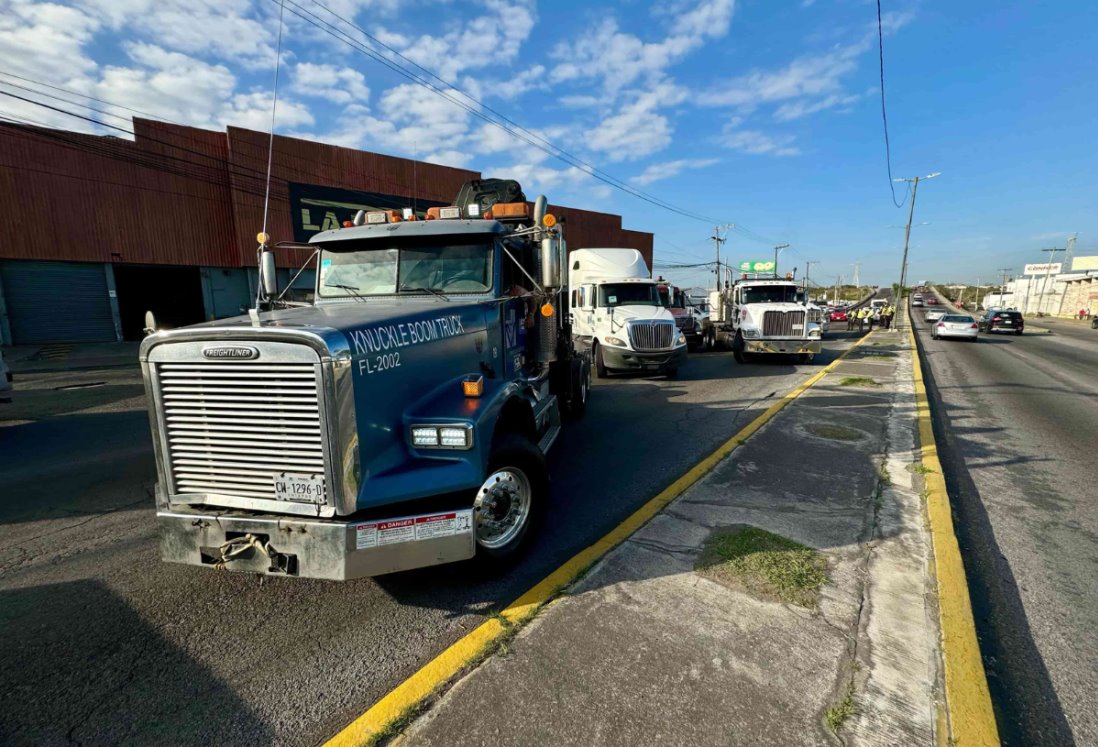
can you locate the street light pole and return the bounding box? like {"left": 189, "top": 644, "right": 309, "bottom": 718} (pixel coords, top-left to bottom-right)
{"left": 894, "top": 173, "right": 940, "bottom": 312}
{"left": 774, "top": 243, "right": 789, "bottom": 275}
{"left": 1037, "top": 246, "right": 1060, "bottom": 316}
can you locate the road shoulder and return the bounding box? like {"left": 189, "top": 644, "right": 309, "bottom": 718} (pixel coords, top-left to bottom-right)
{"left": 394, "top": 333, "right": 943, "bottom": 746}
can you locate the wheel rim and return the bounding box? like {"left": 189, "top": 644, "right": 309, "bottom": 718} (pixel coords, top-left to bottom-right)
{"left": 475, "top": 468, "right": 532, "bottom": 549}
{"left": 580, "top": 374, "right": 588, "bottom": 404}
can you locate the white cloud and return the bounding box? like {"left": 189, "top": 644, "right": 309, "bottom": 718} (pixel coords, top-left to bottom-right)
{"left": 631, "top": 158, "right": 719, "bottom": 186}
{"left": 292, "top": 63, "right": 370, "bottom": 105}
{"left": 720, "top": 122, "right": 799, "bottom": 156}
{"left": 773, "top": 91, "right": 863, "bottom": 121}
{"left": 550, "top": 0, "right": 735, "bottom": 94}
{"left": 0, "top": 1, "right": 100, "bottom": 86}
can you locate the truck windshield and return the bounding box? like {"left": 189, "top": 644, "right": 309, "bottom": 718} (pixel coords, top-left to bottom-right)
{"left": 598, "top": 283, "right": 659, "bottom": 308}
{"left": 317, "top": 238, "right": 494, "bottom": 298}
{"left": 741, "top": 285, "right": 799, "bottom": 303}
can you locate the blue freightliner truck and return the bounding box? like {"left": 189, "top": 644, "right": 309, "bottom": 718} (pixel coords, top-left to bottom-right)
{"left": 140, "top": 180, "right": 590, "bottom": 580}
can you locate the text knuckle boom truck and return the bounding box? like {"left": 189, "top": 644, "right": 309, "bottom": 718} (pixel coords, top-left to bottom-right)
{"left": 568, "top": 248, "right": 687, "bottom": 378}
{"left": 140, "top": 178, "right": 590, "bottom": 580}
{"left": 711, "top": 274, "right": 823, "bottom": 363}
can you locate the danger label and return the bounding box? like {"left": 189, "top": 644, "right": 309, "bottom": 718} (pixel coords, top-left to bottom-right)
{"left": 355, "top": 510, "right": 472, "bottom": 550}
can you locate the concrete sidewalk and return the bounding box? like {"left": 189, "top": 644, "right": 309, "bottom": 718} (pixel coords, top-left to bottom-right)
{"left": 396, "top": 332, "right": 942, "bottom": 746}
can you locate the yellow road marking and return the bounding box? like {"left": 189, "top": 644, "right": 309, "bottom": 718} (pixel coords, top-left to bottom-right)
{"left": 324, "top": 333, "right": 877, "bottom": 747}
{"left": 908, "top": 324, "right": 999, "bottom": 746}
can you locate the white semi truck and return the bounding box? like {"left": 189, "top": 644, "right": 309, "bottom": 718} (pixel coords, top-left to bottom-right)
{"left": 710, "top": 276, "right": 823, "bottom": 363}
{"left": 568, "top": 248, "right": 687, "bottom": 378}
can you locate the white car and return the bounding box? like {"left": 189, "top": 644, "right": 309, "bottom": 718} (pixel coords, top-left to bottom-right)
{"left": 0, "top": 348, "right": 11, "bottom": 403}
{"left": 931, "top": 314, "right": 979, "bottom": 342}
{"left": 925, "top": 308, "right": 947, "bottom": 323}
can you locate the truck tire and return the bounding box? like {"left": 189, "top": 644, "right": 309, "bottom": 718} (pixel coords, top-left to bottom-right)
{"left": 566, "top": 358, "right": 589, "bottom": 418}
{"left": 593, "top": 342, "right": 609, "bottom": 378}
{"left": 475, "top": 435, "right": 547, "bottom": 561}
{"left": 732, "top": 333, "right": 752, "bottom": 364}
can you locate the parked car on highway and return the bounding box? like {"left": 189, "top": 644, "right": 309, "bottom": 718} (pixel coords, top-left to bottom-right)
{"left": 0, "top": 348, "right": 11, "bottom": 403}
{"left": 829, "top": 308, "right": 849, "bottom": 322}
{"left": 926, "top": 297, "right": 939, "bottom": 305}
{"left": 978, "top": 309, "right": 1024, "bottom": 335}
{"left": 925, "top": 308, "right": 947, "bottom": 323}
{"left": 931, "top": 314, "right": 979, "bottom": 342}
{"left": 912, "top": 293, "right": 924, "bottom": 307}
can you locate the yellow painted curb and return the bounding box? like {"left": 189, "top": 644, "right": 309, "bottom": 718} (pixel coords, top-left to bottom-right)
{"left": 907, "top": 324, "right": 999, "bottom": 746}
{"left": 324, "top": 333, "right": 877, "bottom": 747}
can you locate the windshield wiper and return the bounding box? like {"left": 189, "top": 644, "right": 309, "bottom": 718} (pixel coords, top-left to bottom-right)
{"left": 399, "top": 285, "right": 450, "bottom": 301}
{"left": 325, "top": 283, "right": 366, "bottom": 303}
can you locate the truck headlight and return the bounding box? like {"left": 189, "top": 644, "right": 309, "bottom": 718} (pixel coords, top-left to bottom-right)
{"left": 676, "top": 333, "right": 687, "bottom": 346}
{"left": 603, "top": 336, "right": 627, "bottom": 347}
{"left": 742, "top": 327, "right": 760, "bottom": 339}
{"left": 411, "top": 425, "right": 474, "bottom": 450}
{"left": 808, "top": 327, "right": 822, "bottom": 338}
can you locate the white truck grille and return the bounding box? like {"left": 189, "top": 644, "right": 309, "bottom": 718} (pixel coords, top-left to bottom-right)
{"left": 155, "top": 361, "right": 325, "bottom": 502}
{"left": 762, "top": 310, "right": 806, "bottom": 337}
{"left": 628, "top": 321, "right": 675, "bottom": 351}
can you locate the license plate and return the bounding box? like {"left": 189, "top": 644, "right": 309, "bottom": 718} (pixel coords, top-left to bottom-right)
{"left": 274, "top": 472, "right": 325, "bottom": 503}
{"left": 1001, "top": 321, "right": 1011, "bottom": 325}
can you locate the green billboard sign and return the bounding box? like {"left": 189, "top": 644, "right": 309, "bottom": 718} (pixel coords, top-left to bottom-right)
{"left": 737, "top": 260, "right": 776, "bottom": 273}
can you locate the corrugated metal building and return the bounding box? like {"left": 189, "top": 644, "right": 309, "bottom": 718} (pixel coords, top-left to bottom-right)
{"left": 0, "top": 120, "right": 652, "bottom": 344}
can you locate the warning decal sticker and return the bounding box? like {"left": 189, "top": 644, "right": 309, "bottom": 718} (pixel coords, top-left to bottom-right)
{"left": 355, "top": 510, "right": 473, "bottom": 550}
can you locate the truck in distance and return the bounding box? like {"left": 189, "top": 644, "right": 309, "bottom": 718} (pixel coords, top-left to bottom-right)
{"left": 568, "top": 248, "right": 687, "bottom": 378}
{"left": 710, "top": 275, "right": 823, "bottom": 363}
{"left": 140, "top": 179, "right": 590, "bottom": 580}
{"left": 656, "top": 279, "right": 709, "bottom": 351}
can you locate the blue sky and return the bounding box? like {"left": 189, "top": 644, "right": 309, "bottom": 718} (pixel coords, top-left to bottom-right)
{"left": 1, "top": 0, "right": 1095, "bottom": 289}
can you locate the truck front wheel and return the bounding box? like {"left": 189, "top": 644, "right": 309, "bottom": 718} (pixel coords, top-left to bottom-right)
{"left": 593, "top": 342, "right": 609, "bottom": 378}
{"left": 474, "top": 435, "right": 547, "bottom": 561}
{"left": 732, "top": 333, "right": 752, "bottom": 364}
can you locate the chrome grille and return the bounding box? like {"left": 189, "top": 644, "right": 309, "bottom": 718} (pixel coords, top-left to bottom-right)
{"left": 762, "top": 310, "right": 806, "bottom": 337}
{"left": 674, "top": 315, "right": 694, "bottom": 331}
{"left": 155, "top": 360, "right": 326, "bottom": 503}
{"left": 806, "top": 308, "right": 822, "bottom": 323}
{"left": 628, "top": 321, "right": 675, "bottom": 351}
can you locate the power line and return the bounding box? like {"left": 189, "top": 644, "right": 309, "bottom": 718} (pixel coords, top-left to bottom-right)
{"left": 876, "top": 0, "right": 907, "bottom": 209}
{"left": 274, "top": 0, "right": 724, "bottom": 224}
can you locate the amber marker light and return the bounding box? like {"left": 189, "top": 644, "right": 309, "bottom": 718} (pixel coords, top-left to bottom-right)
{"left": 256, "top": 232, "right": 270, "bottom": 244}
{"left": 462, "top": 375, "right": 484, "bottom": 398}
{"left": 542, "top": 213, "right": 557, "bottom": 227}
{"left": 540, "top": 303, "right": 555, "bottom": 317}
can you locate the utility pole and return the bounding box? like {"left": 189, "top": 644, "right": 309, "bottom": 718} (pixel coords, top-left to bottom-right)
{"left": 851, "top": 262, "right": 861, "bottom": 295}
{"left": 804, "top": 261, "right": 819, "bottom": 296}
{"left": 894, "top": 172, "right": 940, "bottom": 312}
{"left": 1037, "top": 246, "right": 1060, "bottom": 316}
{"left": 995, "top": 268, "right": 1012, "bottom": 308}
{"left": 774, "top": 244, "right": 789, "bottom": 276}
{"left": 711, "top": 223, "right": 734, "bottom": 290}
{"left": 1057, "top": 234, "right": 1079, "bottom": 317}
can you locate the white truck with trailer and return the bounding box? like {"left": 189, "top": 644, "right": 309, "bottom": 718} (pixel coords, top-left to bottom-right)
{"left": 568, "top": 248, "right": 687, "bottom": 378}
{"left": 710, "top": 276, "right": 823, "bottom": 363}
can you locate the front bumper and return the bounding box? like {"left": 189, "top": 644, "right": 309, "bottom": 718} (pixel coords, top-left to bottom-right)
{"left": 602, "top": 345, "right": 688, "bottom": 372}
{"left": 745, "top": 339, "right": 822, "bottom": 355}
{"left": 159, "top": 505, "right": 475, "bottom": 581}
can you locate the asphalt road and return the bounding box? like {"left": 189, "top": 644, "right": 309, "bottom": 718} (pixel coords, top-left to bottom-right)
{"left": 0, "top": 334, "right": 861, "bottom": 746}
{"left": 912, "top": 296, "right": 1098, "bottom": 745}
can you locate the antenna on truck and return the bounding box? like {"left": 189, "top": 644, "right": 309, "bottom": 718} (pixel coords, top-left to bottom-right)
{"left": 255, "top": 0, "right": 287, "bottom": 313}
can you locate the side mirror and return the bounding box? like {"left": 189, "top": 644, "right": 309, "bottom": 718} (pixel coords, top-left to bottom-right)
{"left": 260, "top": 250, "right": 278, "bottom": 298}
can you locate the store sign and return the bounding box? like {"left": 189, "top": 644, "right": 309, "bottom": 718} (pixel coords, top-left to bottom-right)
{"left": 737, "top": 260, "right": 776, "bottom": 273}
{"left": 1023, "top": 262, "right": 1062, "bottom": 275}
{"left": 288, "top": 183, "right": 446, "bottom": 242}
{"left": 1072, "top": 255, "right": 1098, "bottom": 271}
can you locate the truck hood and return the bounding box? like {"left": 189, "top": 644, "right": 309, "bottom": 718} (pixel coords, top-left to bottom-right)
{"left": 606, "top": 305, "right": 676, "bottom": 324}
{"left": 142, "top": 298, "right": 490, "bottom": 360}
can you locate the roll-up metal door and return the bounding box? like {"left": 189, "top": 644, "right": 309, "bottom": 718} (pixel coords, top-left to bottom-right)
{"left": 1, "top": 261, "right": 117, "bottom": 343}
